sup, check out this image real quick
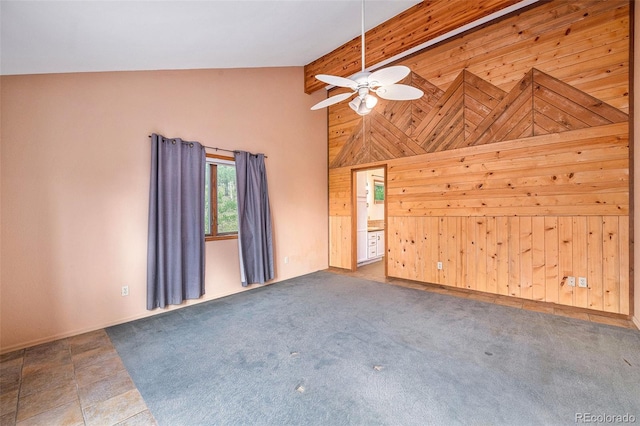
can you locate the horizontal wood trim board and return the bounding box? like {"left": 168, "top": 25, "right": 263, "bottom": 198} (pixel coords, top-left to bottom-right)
{"left": 386, "top": 122, "right": 629, "bottom": 169}
{"left": 386, "top": 166, "right": 629, "bottom": 194}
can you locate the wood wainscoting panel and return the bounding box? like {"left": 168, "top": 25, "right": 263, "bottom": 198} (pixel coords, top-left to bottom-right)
{"left": 519, "top": 217, "right": 534, "bottom": 300}
{"left": 602, "top": 216, "right": 621, "bottom": 314}
{"left": 587, "top": 216, "right": 604, "bottom": 312}
{"left": 496, "top": 216, "right": 510, "bottom": 296}
{"left": 573, "top": 217, "right": 589, "bottom": 309}
{"left": 557, "top": 217, "right": 574, "bottom": 307}
{"left": 387, "top": 216, "right": 418, "bottom": 281}
{"left": 329, "top": 216, "right": 352, "bottom": 269}
{"left": 544, "top": 216, "right": 559, "bottom": 305}
{"left": 387, "top": 215, "right": 630, "bottom": 315}
{"left": 618, "top": 215, "right": 630, "bottom": 315}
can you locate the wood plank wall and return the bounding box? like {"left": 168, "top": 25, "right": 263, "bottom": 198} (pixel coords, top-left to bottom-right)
{"left": 326, "top": 0, "right": 631, "bottom": 315}
{"left": 385, "top": 123, "right": 629, "bottom": 314}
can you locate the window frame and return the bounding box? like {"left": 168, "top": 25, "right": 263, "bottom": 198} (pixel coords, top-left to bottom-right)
{"left": 205, "top": 153, "right": 238, "bottom": 242}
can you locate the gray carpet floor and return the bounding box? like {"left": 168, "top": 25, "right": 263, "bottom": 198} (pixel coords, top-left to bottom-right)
{"left": 107, "top": 271, "right": 640, "bottom": 425}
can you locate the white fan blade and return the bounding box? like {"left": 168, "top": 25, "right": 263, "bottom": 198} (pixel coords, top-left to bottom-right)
{"left": 310, "top": 92, "right": 354, "bottom": 110}
{"left": 375, "top": 84, "right": 424, "bottom": 101}
{"left": 315, "top": 74, "right": 358, "bottom": 89}
{"left": 368, "top": 66, "right": 411, "bottom": 88}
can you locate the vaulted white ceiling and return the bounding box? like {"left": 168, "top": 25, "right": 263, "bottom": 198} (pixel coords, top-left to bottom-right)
{"left": 0, "top": 0, "right": 421, "bottom": 76}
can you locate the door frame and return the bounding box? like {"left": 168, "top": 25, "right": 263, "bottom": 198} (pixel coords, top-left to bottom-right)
{"left": 350, "top": 164, "right": 388, "bottom": 275}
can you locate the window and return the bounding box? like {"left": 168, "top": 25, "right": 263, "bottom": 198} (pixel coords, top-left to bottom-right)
{"left": 204, "top": 154, "right": 238, "bottom": 240}
{"left": 373, "top": 179, "right": 384, "bottom": 204}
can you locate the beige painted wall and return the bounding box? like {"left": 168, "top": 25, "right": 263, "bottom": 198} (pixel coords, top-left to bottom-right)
{"left": 0, "top": 67, "right": 329, "bottom": 352}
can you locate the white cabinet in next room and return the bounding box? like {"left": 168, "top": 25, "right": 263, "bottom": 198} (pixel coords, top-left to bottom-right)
{"left": 367, "top": 230, "right": 385, "bottom": 260}
{"left": 376, "top": 231, "right": 385, "bottom": 257}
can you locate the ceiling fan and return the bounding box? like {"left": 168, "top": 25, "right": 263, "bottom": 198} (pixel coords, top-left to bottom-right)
{"left": 310, "top": 0, "right": 424, "bottom": 115}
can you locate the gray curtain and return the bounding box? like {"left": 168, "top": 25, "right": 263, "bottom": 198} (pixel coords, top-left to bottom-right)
{"left": 234, "top": 151, "right": 274, "bottom": 286}
{"left": 147, "top": 134, "right": 205, "bottom": 309}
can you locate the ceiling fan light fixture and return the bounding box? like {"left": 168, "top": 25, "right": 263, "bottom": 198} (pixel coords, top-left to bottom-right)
{"left": 364, "top": 94, "right": 378, "bottom": 109}
{"left": 349, "top": 96, "right": 372, "bottom": 115}
{"left": 349, "top": 97, "right": 361, "bottom": 112}
{"left": 309, "top": 0, "right": 424, "bottom": 113}
{"left": 356, "top": 104, "right": 372, "bottom": 116}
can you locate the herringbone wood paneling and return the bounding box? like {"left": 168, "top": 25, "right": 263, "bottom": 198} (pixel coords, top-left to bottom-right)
{"left": 329, "top": 67, "right": 628, "bottom": 167}
{"left": 463, "top": 71, "right": 507, "bottom": 139}
{"left": 414, "top": 71, "right": 466, "bottom": 152}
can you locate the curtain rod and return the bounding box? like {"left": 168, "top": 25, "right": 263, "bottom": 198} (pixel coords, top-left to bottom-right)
{"left": 148, "top": 135, "right": 267, "bottom": 158}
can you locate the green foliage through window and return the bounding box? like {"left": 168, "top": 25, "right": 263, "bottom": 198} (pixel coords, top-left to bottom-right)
{"left": 216, "top": 164, "right": 238, "bottom": 233}
{"left": 374, "top": 180, "right": 384, "bottom": 203}
{"left": 205, "top": 158, "right": 238, "bottom": 238}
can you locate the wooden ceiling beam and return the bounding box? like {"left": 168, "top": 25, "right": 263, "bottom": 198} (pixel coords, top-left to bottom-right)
{"left": 303, "top": 0, "right": 524, "bottom": 94}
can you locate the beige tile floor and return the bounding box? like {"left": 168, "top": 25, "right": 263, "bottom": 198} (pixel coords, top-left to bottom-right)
{"left": 0, "top": 329, "right": 156, "bottom": 426}
{"left": 1, "top": 262, "right": 636, "bottom": 425}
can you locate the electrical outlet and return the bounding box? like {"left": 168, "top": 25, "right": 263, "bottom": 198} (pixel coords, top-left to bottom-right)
{"left": 284, "top": 256, "right": 289, "bottom": 264}
{"left": 121, "top": 286, "right": 129, "bottom": 296}
{"left": 437, "top": 261, "right": 443, "bottom": 270}
{"left": 566, "top": 276, "right": 576, "bottom": 287}
{"left": 578, "top": 277, "right": 588, "bottom": 288}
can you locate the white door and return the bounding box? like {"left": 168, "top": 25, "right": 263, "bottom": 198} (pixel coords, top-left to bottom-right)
{"left": 356, "top": 171, "right": 368, "bottom": 263}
